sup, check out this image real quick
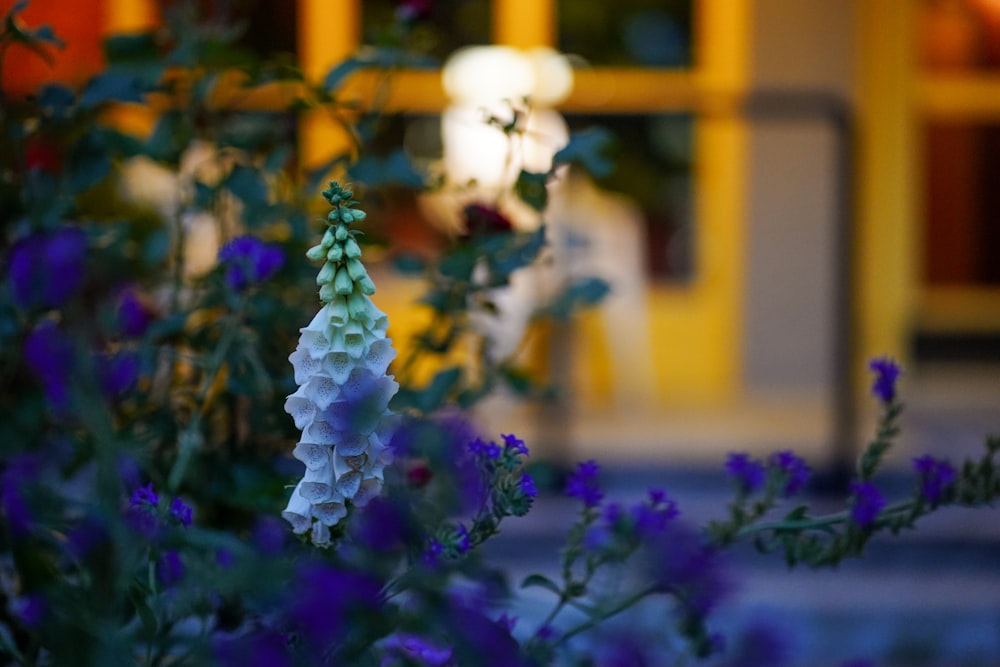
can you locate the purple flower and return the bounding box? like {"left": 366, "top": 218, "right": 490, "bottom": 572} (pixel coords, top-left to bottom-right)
{"left": 566, "top": 460, "right": 603, "bottom": 508}
{"left": 643, "top": 522, "right": 732, "bottom": 615}
{"left": 519, "top": 472, "right": 537, "bottom": 498}
{"left": 217, "top": 235, "right": 284, "bottom": 291}
{"left": 170, "top": 497, "right": 193, "bottom": 527}
{"left": 632, "top": 496, "right": 679, "bottom": 537}
{"left": 849, "top": 481, "right": 886, "bottom": 528}
{"left": 768, "top": 450, "right": 811, "bottom": 496}
{"left": 725, "top": 453, "right": 766, "bottom": 494}
{"left": 116, "top": 288, "right": 152, "bottom": 337}
{"left": 12, "top": 594, "right": 46, "bottom": 628}
{"left": 130, "top": 482, "right": 159, "bottom": 508}
{"left": 469, "top": 437, "right": 501, "bottom": 460}
{"left": 455, "top": 524, "right": 471, "bottom": 554}
{"left": 912, "top": 455, "right": 956, "bottom": 505}
{"left": 423, "top": 538, "right": 444, "bottom": 565}
{"left": 351, "top": 498, "right": 414, "bottom": 553}
{"left": 158, "top": 550, "right": 185, "bottom": 586}
{"left": 96, "top": 350, "right": 139, "bottom": 397}
{"left": 868, "top": 356, "right": 901, "bottom": 404}
{"left": 214, "top": 628, "right": 291, "bottom": 667}
{"left": 8, "top": 227, "right": 87, "bottom": 310}
{"left": 502, "top": 433, "right": 529, "bottom": 456}
{"left": 496, "top": 613, "right": 518, "bottom": 633}
{"left": 287, "top": 564, "right": 382, "bottom": 653}
{"left": 216, "top": 548, "right": 236, "bottom": 569}
{"left": 382, "top": 634, "right": 453, "bottom": 666}
{"left": 24, "top": 320, "right": 75, "bottom": 409}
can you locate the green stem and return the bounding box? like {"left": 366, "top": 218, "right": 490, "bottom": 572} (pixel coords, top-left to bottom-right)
{"left": 733, "top": 499, "right": 915, "bottom": 540}
{"left": 167, "top": 306, "right": 243, "bottom": 492}
{"left": 552, "top": 585, "right": 662, "bottom": 647}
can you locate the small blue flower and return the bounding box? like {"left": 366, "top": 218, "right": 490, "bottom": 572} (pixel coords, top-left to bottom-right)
{"left": 24, "top": 320, "right": 75, "bottom": 410}
{"left": 96, "top": 350, "right": 139, "bottom": 397}
{"left": 455, "top": 524, "right": 471, "bottom": 554}
{"left": 115, "top": 287, "right": 152, "bottom": 338}
{"left": 8, "top": 227, "right": 87, "bottom": 310}
{"left": 170, "top": 497, "right": 193, "bottom": 527}
{"left": 849, "top": 481, "right": 885, "bottom": 528}
{"left": 768, "top": 450, "right": 811, "bottom": 496}
{"left": 217, "top": 235, "right": 284, "bottom": 291}
{"left": 912, "top": 455, "right": 956, "bottom": 505}
{"left": 130, "top": 482, "right": 159, "bottom": 508}
{"left": 566, "top": 460, "right": 603, "bottom": 507}
{"left": 12, "top": 593, "right": 46, "bottom": 628}
{"left": 519, "top": 472, "right": 537, "bottom": 498}
{"left": 725, "top": 453, "right": 766, "bottom": 494}
{"left": 868, "top": 356, "right": 901, "bottom": 404}
{"left": 501, "top": 433, "right": 529, "bottom": 456}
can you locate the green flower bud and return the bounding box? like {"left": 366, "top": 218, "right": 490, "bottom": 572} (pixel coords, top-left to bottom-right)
{"left": 334, "top": 266, "right": 353, "bottom": 295}
{"left": 346, "top": 257, "right": 367, "bottom": 281}
{"left": 358, "top": 274, "right": 376, "bottom": 295}
{"left": 335, "top": 224, "right": 349, "bottom": 241}
{"left": 319, "top": 282, "right": 337, "bottom": 303}
{"left": 316, "top": 261, "right": 337, "bottom": 286}
{"left": 321, "top": 228, "right": 336, "bottom": 248}
{"left": 343, "top": 237, "right": 362, "bottom": 259}
{"left": 327, "top": 208, "right": 341, "bottom": 222}
{"left": 351, "top": 209, "right": 366, "bottom": 221}
{"left": 306, "top": 244, "right": 327, "bottom": 262}
{"left": 340, "top": 209, "right": 355, "bottom": 224}
{"left": 347, "top": 288, "right": 369, "bottom": 322}
{"left": 328, "top": 296, "right": 349, "bottom": 325}
{"left": 327, "top": 244, "right": 344, "bottom": 262}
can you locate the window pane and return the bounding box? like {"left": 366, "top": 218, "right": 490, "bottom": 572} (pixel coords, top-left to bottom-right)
{"left": 563, "top": 113, "right": 695, "bottom": 281}
{"left": 361, "top": 0, "right": 490, "bottom": 61}
{"left": 557, "top": 0, "right": 694, "bottom": 67}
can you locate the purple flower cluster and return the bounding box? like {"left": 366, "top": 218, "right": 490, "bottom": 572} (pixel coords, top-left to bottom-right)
{"left": 912, "top": 455, "right": 956, "bottom": 505}
{"left": 868, "top": 356, "right": 901, "bottom": 404}
{"left": 724, "top": 453, "right": 766, "bottom": 494}
{"left": 217, "top": 235, "right": 284, "bottom": 291}
{"left": 24, "top": 320, "right": 75, "bottom": 410}
{"left": 127, "top": 483, "right": 194, "bottom": 534}
{"left": 7, "top": 227, "right": 87, "bottom": 310}
{"left": 848, "top": 481, "right": 886, "bottom": 528}
{"left": 768, "top": 450, "right": 811, "bottom": 496}
{"left": 382, "top": 633, "right": 453, "bottom": 666}
{"left": 566, "top": 460, "right": 603, "bottom": 508}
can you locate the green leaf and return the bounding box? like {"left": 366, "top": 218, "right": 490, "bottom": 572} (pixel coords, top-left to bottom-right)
{"left": 68, "top": 131, "right": 111, "bottom": 194}
{"left": 80, "top": 71, "right": 146, "bottom": 107}
{"left": 223, "top": 165, "right": 268, "bottom": 208}
{"left": 348, "top": 149, "right": 425, "bottom": 188}
{"left": 438, "top": 247, "right": 477, "bottom": 282}
{"left": 553, "top": 127, "right": 616, "bottom": 179}
{"left": 413, "top": 366, "right": 462, "bottom": 412}
{"left": 520, "top": 573, "right": 562, "bottom": 597}
{"left": 514, "top": 170, "right": 548, "bottom": 212}
{"left": 545, "top": 277, "right": 611, "bottom": 320}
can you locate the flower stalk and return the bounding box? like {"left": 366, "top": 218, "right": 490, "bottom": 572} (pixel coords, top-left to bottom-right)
{"left": 282, "top": 182, "right": 399, "bottom": 546}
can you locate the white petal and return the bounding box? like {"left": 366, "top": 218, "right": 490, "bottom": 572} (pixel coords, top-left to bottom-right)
{"left": 306, "top": 420, "right": 337, "bottom": 445}
{"left": 352, "top": 479, "right": 383, "bottom": 507}
{"left": 305, "top": 375, "right": 339, "bottom": 411}
{"left": 285, "top": 392, "right": 317, "bottom": 430}
{"left": 336, "top": 432, "right": 370, "bottom": 457}
{"left": 313, "top": 501, "right": 347, "bottom": 526}
{"left": 322, "top": 351, "right": 353, "bottom": 384}
{"left": 335, "top": 470, "right": 362, "bottom": 498}
{"left": 363, "top": 338, "right": 397, "bottom": 375}
{"left": 293, "top": 442, "right": 331, "bottom": 471}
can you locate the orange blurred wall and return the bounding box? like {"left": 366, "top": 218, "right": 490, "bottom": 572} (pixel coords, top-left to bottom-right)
{"left": 1, "top": 0, "right": 104, "bottom": 95}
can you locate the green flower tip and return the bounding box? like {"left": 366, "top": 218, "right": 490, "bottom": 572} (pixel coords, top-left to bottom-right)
{"left": 312, "top": 181, "right": 375, "bottom": 303}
